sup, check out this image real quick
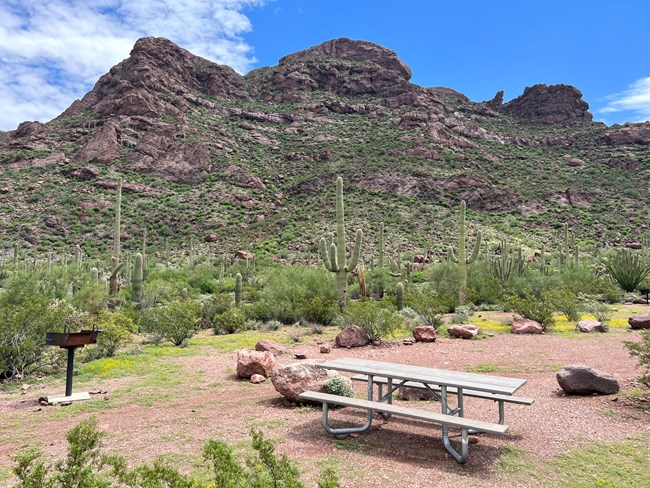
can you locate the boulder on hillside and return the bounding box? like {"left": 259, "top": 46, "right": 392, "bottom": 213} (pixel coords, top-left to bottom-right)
{"left": 628, "top": 313, "right": 650, "bottom": 330}
{"left": 511, "top": 319, "right": 543, "bottom": 334}
{"left": 576, "top": 320, "right": 604, "bottom": 333}
{"left": 412, "top": 326, "right": 436, "bottom": 342}
{"left": 271, "top": 362, "right": 344, "bottom": 403}
{"left": 236, "top": 349, "right": 276, "bottom": 378}
{"left": 556, "top": 364, "right": 620, "bottom": 395}
{"left": 447, "top": 324, "right": 479, "bottom": 339}
{"left": 335, "top": 326, "right": 369, "bottom": 348}
{"left": 255, "top": 339, "right": 287, "bottom": 356}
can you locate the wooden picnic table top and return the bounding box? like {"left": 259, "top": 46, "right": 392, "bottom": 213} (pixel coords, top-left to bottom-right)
{"left": 319, "top": 357, "right": 526, "bottom": 396}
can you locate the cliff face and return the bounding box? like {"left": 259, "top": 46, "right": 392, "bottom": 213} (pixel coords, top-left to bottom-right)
{"left": 0, "top": 37, "right": 648, "bottom": 253}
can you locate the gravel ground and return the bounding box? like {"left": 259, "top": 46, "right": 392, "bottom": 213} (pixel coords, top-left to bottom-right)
{"left": 1, "top": 326, "right": 649, "bottom": 488}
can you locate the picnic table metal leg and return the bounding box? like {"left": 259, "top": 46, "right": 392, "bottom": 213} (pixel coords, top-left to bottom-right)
{"left": 442, "top": 427, "right": 470, "bottom": 464}
{"left": 320, "top": 401, "right": 373, "bottom": 435}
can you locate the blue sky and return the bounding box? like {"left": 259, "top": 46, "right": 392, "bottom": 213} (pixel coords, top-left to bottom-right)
{"left": 1, "top": 0, "right": 649, "bottom": 131}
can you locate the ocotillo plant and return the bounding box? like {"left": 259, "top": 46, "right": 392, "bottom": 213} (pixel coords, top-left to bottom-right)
{"left": 448, "top": 200, "right": 482, "bottom": 306}
{"left": 132, "top": 252, "right": 143, "bottom": 304}
{"left": 109, "top": 178, "right": 124, "bottom": 297}
{"left": 396, "top": 282, "right": 404, "bottom": 311}
{"left": 319, "top": 176, "right": 363, "bottom": 310}
{"left": 235, "top": 273, "right": 242, "bottom": 307}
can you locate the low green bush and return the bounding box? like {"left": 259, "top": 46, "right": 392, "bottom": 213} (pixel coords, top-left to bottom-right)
{"left": 213, "top": 308, "right": 246, "bottom": 335}
{"left": 546, "top": 289, "right": 582, "bottom": 322}
{"left": 140, "top": 299, "right": 202, "bottom": 346}
{"left": 404, "top": 285, "right": 446, "bottom": 328}
{"left": 625, "top": 330, "right": 650, "bottom": 387}
{"left": 324, "top": 375, "right": 354, "bottom": 397}
{"left": 343, "top": 300, "right": 403, "bottom": 342}
{"left": 0, "top": 275, "right": 83, "bottom": 378}
{"left": 91, "top": 310, "right": 137, "bottom": 358}
{"left": 12, "top": 416, "right": 340, "bottom": 488}
{"left": 505, "top": 292, "right": 555, "bottom": 330}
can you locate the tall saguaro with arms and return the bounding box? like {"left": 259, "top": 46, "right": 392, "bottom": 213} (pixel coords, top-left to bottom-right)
{"left": 448, "top": 200, "right": 482, "bottom": 306}
{"left": 320, "top": 176, "right": 363, "bottom": 310}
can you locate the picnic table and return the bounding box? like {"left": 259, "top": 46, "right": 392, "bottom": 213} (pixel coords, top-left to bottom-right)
{"left": 299, "top": 357, "right": 532, "bottom": 464}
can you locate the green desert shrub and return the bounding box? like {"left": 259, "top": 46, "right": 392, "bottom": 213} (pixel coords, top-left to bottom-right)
{"left": 90, "top": 310, "right": 137, "bottom": 358}
{"left": 625, "top": 330, "right": 650, "bottom": 387}
{"left": 12, "top": 417, "right": 340, "bottom": 488}
{"left": 213, "top": 308, "right": 246, "bottom": 335}
{"left": 604, "top": 250, "right": 650, "bottom": 292}
{"left": 404, "top": 285, "right": 446, "bottom": 328}
{"left": 199, "top": 293, "right": 233, "bottom": 328}
{"left": 505, "top": 291, "right": 556, "bottom": 330}
{"left": 140, "top": 299, "right": 202, "bottom": 346}
{"left": 324, "top": 375, "right": 354, "bottom": 397}
{"left": 256, "top": 265, "right": 337, "bottom": 323}
{"left": 426, "top": 262, "right": 459, "bottom": 312}
{"left": 0, "top": 275, "right": 83, "bottom": 378}
{"left": 343, "top": 300, "right": 403, "bottom": 342}
{"left": 546, "top": 289, "right": 582, "bottom": 322}
{"left": 302, "top": 295, "right": 338, "bottom": 325}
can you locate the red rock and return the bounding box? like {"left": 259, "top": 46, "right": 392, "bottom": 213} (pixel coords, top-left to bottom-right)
{"left": 628, "top": 313, "right": 650, "bottom": 330}
{"left": 412, "top": 326, "right": 436, "bottom": 342}
{"left": 511, "top": 319, "right": 543, "bottom": 334}
{"left": 255, "top": 339, "right": 286, "bottom": 356}
{"left": 271, "top": 363, "right": 340, "bottom": 403}
{"left": 447, "top": 324, "right": 479, "bottom": 339}
{"left": 236, "top": 349, "right": 276, "bottom": 378}
{"left": 335, "top": 326, "right": 369, "bottom": 348}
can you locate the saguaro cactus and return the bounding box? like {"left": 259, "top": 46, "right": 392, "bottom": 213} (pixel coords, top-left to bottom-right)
{"left": 448, "top": 200, "right": 482, "bottom": 306}
{"left": 378, "top": 222, "right": 385, "bottom": 268}
{"left": 132, "top": 252, "right": 143, "bottom": 304}
{"left": 320, "top": 177, "right": 363, "bottom": 310}
{"left": 235, "top": 272, "right": 242, "bottom": 307}
{"left": 396, "top": 282, "right": 404, "bottom": 311}
{"left": 109, "top": 178, "right": 124, "bottom": 297}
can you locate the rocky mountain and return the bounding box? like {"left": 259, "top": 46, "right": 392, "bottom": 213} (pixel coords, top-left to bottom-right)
{"left": 0, "top": 37, "right": 648, "bottom": 260}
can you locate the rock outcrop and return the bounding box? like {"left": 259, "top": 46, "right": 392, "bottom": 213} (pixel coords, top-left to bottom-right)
{"left": 500, "top": 84, "right": 592, "bottom": 124}
{"left": 246, "top": 38, "right": 415, "bottom": 102}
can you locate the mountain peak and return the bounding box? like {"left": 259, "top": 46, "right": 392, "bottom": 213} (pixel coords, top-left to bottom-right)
{"left": 279, "top": 37, "right": 412, "bottom": 81}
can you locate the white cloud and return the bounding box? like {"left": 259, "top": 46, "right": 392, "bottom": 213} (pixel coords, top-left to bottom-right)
{"left": 597, "top": 77, "right": 650, "bottom": 124}
{"left": 0, "top": 0, "right": 265, "bottom": 130}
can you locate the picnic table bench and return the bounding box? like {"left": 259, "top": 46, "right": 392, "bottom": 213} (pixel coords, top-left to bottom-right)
{"left": 299, "top": 358, "right": 532, "bottom": 464}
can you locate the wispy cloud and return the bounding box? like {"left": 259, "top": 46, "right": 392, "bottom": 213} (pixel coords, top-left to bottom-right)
{"left": 597, "top": 77, "right": 650, "bottom": 124}
{"left": 0, "top": 0, "right": 265, "bottom": 130}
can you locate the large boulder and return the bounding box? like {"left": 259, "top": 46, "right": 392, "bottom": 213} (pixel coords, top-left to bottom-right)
{"left": 335, "top": 326, "right": 369, "bottom": 348}
{"left": 236, "top": 349, "right": 276, "bottom": 378}
{"left": 556, "top": 364, "right": 620, "bottom": 395}
{"left": 271, "top": 362, "right": 343, "bottom": 403}
{"left": 447, "top": 324, "right": 479, "bottom": 339}
{"left": 255, "top": 339, "right": 287, "bottom": 356}
{"left": 511, "top": 319, "right": 543, "bottom": 334}
{"left": 628, "top": 312, "right": 650, "bottom": 330}
{"left": 412, "top": 326, "right": 437, "bottom": 342}
{"left": 576, "top": 320, "right": 604, "bottom": 333}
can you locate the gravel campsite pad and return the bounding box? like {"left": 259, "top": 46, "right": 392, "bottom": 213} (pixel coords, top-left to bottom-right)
{"left": 1, "top": 311, "right": 649, "bottom": 487}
